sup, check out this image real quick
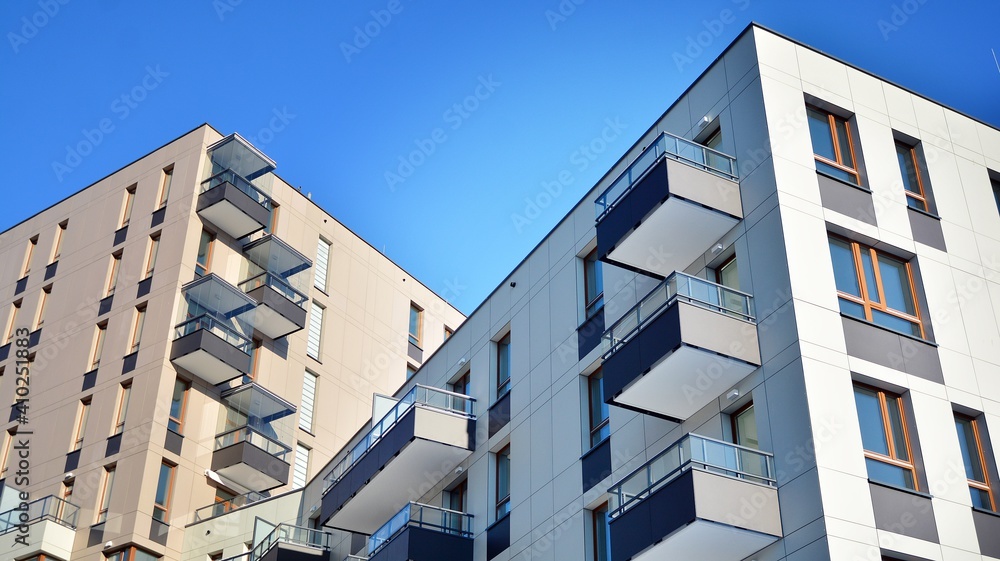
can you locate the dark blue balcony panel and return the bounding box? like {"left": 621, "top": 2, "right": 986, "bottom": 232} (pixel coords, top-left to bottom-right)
{"left": 98, "top": 295, "right": 113, "bottom": 316}
{"left": 113, "top": 225, "right": 128, "bottom": 246}
{"left": 197, "top": 173, "right": 271, "bottom": 239}
{"left": 170, "top": 325, "right": 250, "bottom": 386}
{"left": 0, "top": 343, "right": 9, "bottom": 362}
{"left": 596, "top": 155, "right": 741, "bottom": 278}
{"left": 486, "top": 515, "right": 510, "bottom": 561}
{"left": 371, "top": 525, "right": 472, "bottom": 561}
{"left": 14, "top": 276, "right": 27, "bottom": 296}
{"left": 245, "top": 282, "right": 307, "bottom": 340}
{"left": 212, "top": 432, "right": 290, "bottom": 492}
{"left": 488, "top": 391, "right": 511, "bottom": 438}
{"left": 44, "top": 262, "right": 57, "bottom": 281}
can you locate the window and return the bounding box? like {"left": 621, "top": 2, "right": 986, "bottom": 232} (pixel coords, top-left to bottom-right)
{"left": 153, "top": 461, "right": 175, "bottom": 521}
{"left": 129, "top": 304, "right": 146, "bottom": 354}
{"left": 120, "top": 185, "right": 136, "bottom": 228}
{"left": 157, "top": 166, "right": 173, "bottom": 209}
{"left": 591, "top": 503, "right": 611, "bottom": 561}
{"left": 299, "top": 371, "right": 317, "bottom": 432}
{"left": 446, "top": 478, "right": 468, "bottom": 532}
{"left": 34, "top": 285, "right": 51, "bottom": 328}
{"left": 21, "top": 236, "right": 36, "bottom": 277}
{"left": 583, "top": 248, "right": 604, "bottom": 319}
{"left": 703, "top": 128, "right": 722, "bottom": 151}
{"left": 406, "top": 363, "right": 417, "bottom": 380}
{"left": 106, "top": 252, "right": 122, "bottom": 297}
{"left": 854, "top": 385, "right": 917, "bottom": 490}
{"left": 106, "top": 546, "right": 159, "bottom": 561}
{"left": 732, "top": 402, "right": 758, "bottom": 449}
{"left": 956, "top": 414, "right": 995, "bottom": 511}
{"left": 267, "top": 202, "right": 280, "bottom": 234}
{"left": 715, "top": 255, "right": 739, "bottom": 289}
{"left": 588, "top": 369, "right": 609, "bottom": 448}
{"left": 4, "top": 300, "right": 20, "bottom": 344}
{"left": 96, "top": 464, "right": 116, "bottom": 523}
{"left": 828, "top": 236, "right": 923, "bottom": 337}
{"left": 195, "top": 230, "right": 214, "bottom": 277}
{"left": 895, "top": 140, "right": 931, "bottom": 212}
{"left": 248, "top": 339, "right": 262, "bottom": 381}
{"left": 59, "top": 479, "right": 74, "bottom": 521}
{"left": 91, "top": 323, "right": 107, "bottom": 370}
{"left": 807, "top": 105, "right": 860, "bottom": 184}
{"left": 496, "top": 332, "right": 511, "bottom": 398}
{"left": 0, "top": 430, "right": 13, "bottom": 478}
{"left": 408, "top": 302, "right": 423, "bottom": 347}
{"left": 143, "top": 234, "right": 160, "bottom": 279}
{"left": 72, "top": 398, "right": 91, "bottom": 452}
{"left": 993, "top": 176, "right": 1000, "bottom": 217}
{"left": 495, "top": 445, "right": 511, "bottom": 519}
{"left": 51, "top": 221, "right": 66, "bottom": 263}
{"left": 167, "top": 378, "right": 190, "bottom": 434}
{"left": 307, "top": 302, "right": 324, "bottom": 360}
{"left": 314, "top": 238, "right": 331, "bottom": 291}
{"left": 113, "top": 383, "right": 131, "bottom": 435}
{"left": 451, "top": 371, "right": 471, "bottom": 396}
{"left": 293, "top": 444, "right": 311, "bottom": 489}
{"left": 444, "top": 326, "right": 453, "bottom": 340}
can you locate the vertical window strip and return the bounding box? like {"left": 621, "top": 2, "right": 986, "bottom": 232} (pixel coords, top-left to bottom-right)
{"left": 293, "top": 444, "right": 310, "bottom": 489}
{"left": 307, "top": 302, "right": 324, "bottom": 359}
{"left": 314, "top": 239, "right": 331, "bottom": 291}
{"left": 299, "top": 371, "right": 317, "bottom": 432}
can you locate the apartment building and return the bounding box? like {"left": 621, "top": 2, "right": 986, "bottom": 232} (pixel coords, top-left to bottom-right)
{"left": 6, "top": 21, "right": 1000, "bottom": 561}
{"left": 0, "top": 126, "right": 464, "bottom": 561}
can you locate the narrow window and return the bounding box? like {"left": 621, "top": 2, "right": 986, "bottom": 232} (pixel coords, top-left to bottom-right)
{"left": 408, "top": 302, "right": 423, "bottom": 347}
{"left": 828, "top": 236, "right": 923, "bottom": 337}
{"left": 451, "top": 371, "right": 471, "bottom": 396}
{"left": 267, "top": 202, "right": 280, "bottom": 234}
{"left": 299, "top": 371, "right": 317, "bottom": 432}
{"left": 314, "top": 238, "right": 331, "bottom": 291}
{"left": 72, "top": 398, "right": 91, "bottom": 451}
{"left": 91, "top": 323, "right": 107, "bottom": 370}
{"left": 97, "top": 465, "right": 117, "bottom": 523}
{"left": 51, "top": 221, "right": 67, "bottom": 263}
{"left": 195, "top": 230, "right": 214, "bottom": 277}
{"left": 248, "top": 338, "right": 262, "bottom": 381}
{"left": 807, "top": 105, "right": 860, "bottom": 184}
{"left": 406, "top": 363, "right": 417, "bottom": 380}
{"left": 444, "top": 326, "right": 454, "bottom": 340}
{"left": 293, "top": 444, "right": 311, "bottom": 489}
{"left": 854, "top": 384, "right": 917, "bottom": 490}
{"left": 106, "top": 252, "right": 122, "bottom": 297}
{"left": 495, "top": 445, "right": 511, "bottom": 519}
{"left": 21, "top": 236, "right": 37, "bottom": 277}
{"left": 153, "top": 461, "right": 175, "bottom": 521}
{"left": 34, "top": 285, "right": 51, "bottom": 328}
{"left": 592, "top": 503, "right": 611, "bottom": 561}
{"left": 4, "top": 300, "right": 21, "bottom": 344}
{"left": 583, "top": 248, "right": 604, "bottom": 319}
{"left": 895, "top": 140, "right": 931, "bottom": 212}
{"left": 120, "top": 185, "right": 136, "bottom": 228}
{"left": 113, "top": 382, "right": 131, "bottom": 435}
{"left": 496, "top": 332, "right": 511, "bottom": 398}
{"left": 588, "top": 368, "right": 609, "bottom": 448}
{"left": 143, "top": 234, "right": 160, "bottom": 279}
{"left": 732, "top": 402, "right": 758, "bottom": 449}
{"left": 167, "top": 378, "right": 190, "bottom": 434}
{"left": 956, "top": 414, "right": 995, "bottom": 511}
{"left": 129, "top": 304, "right": 147, "bottom": 354}
{"left": 0, "top": 430, "right": 14, "bottom": 478}
{"left": 157, "top": 166, "right": 173, "bottom": 209}
{"left": 59, "top": 479, "right": 75, "bottom": 521}
{"left": 307, "top": 302, "right": 324, "bottom": 360}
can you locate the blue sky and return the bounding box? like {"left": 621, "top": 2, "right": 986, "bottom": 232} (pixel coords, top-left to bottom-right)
{"left": 1, "top": 0, "right": 998, "bottom": 314}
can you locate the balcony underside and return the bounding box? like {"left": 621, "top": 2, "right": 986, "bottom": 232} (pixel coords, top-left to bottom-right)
{"left": 597, "top": 157, "right": 741, "bottom": 277}
{"left": 212, "top": 440, "right": 290, "bottom": 492}
{"left": 171, "top": 328, "right": 250, "bottom": 385}
{"left": 247, "top": 284, "right": 307, "bottom": 339}
{"left": 197, "top": 181, "right": 270, "bottom": 239}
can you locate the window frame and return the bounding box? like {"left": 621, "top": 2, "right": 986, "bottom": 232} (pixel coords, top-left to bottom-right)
{"left": 5, "top": 300, "right": 21, "bottom": 344}
{"left": 129, "top": 304, "right": 147, "bottom": 354}
{"left": 195, "top": 230, "right": 215, "bottom": 277}
{"left": 106, "top": 252, "right": 122, "bottom": 297}
{"left": 299, "top": 370, "right": 317, "bottom": 432}
{"left": 91, "top": 323, "right": 107, "bottom": 371}
{"left": 143, "top": 234, "right": 160, "bottom": 279}
{"left": 583, "top": 248, "right": 604, "bottom": 320}
{"left": 167, "top": 378, "right": 190, "bottom": 434}
{"left": 34, "top": 285, "right": 51, "bottom": 329}
{"left": 120, "top": 185, "right": 136, "bottom": 228}
{"left": 591, "top": 502, "right": 611, "bottom": 561}
{"left": 854, "top": 384, "right": 918, "bottom": 490}
{"left": 96, "top": 464, "right": 116, "bottom": 524}
{"left": 587, "top": 368, "right": 610, "bottom": 448}
{"left": 51, "top": 221, "right": 67, "bottom": 264}
{"left": 807, "top": 105, "right": 861, "bottom": 185}
{"left": 307, "top": 301, "right": 325, "bottom": 360}
{"left": 21, "top": 237, "right": 36, "bottom": 277}
{"left": 153, "top": 461, "right": 175, "bottom": 522}
{"left": 0, "top": 430, "right": 14, "bottom": 478}
{"left": 496, "top": 332, "right": 511, "bottom": 398}
{"left": 894, "top": 140, "right": 930, "bottom": 212}
{"left": 956, "top": 413, "right": 995, "bottom": 511}
{"left": 113, "top": 382, "right": 131, "bottom": 436}
{"left": 730, "top": 402, "right": 758, "bottom": 449}
{"left": 293, "top": 443, "right": 311, "bottom": 489}
{"left": 408, "top": 302, "right": 423, "bottom": 347}
{"left": 72, "top": 398, "right": 91, "bottom": 452}
{"left": 156, "top": 166, "right": 173, "bottom": 209}
{"left": 495, "top": 445, "right": 511, "bottom": 520}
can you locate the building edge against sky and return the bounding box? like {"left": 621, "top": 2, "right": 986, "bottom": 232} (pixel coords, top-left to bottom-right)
{"left": 4, "top": 21, "right": 1000, "bottom": 561}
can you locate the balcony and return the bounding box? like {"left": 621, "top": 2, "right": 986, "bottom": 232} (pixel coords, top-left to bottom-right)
{"left": 170, "top": 274, "right": 257, "bottom": 385}
{"left": 251, "top": 523, "right": 331, "bottom": 561}
{"left": 193, "top": 490, "right": 267, "bottom": 522}
{"left": 0, "top": 495, "right": 79, "bottom": 560}
{"left": 212, "top": 384, "right": 296, "bottom": 492}
{"left": 595, "top": 132, "right": 741, "bottom": 277}
{"left": 365, "top": 503, "right": 473, "bottom": 561}
{"left": 321, "top": 386, "right": 475, "bottom": 534}
{"left": 602, "top": 272, "right": 759, "bottom": 421}
{"left": 240, "top": 235, "right": 312, "bottom": 339}
{"left": 199, "top": 133, "right": 276, "bottom": 240}
{"left": 608, "top": 434, "right": 781, "bottom": 561}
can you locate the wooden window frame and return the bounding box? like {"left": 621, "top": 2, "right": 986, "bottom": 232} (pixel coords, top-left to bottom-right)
{"left": 113, "top": 382, "right": 131, "bottom": 436}
{"left": 106, "top": 253, "right": 122, "bottom": 297}
{"left": 583, "top": 248, "right": 604, "bottom": 319}
{"left": 96, "top": 464, "right": 116, "bottom": 524}
{"left": 0, "top": 430, "right": 14, "bottom": 478}
{"left": 34, "top": 285, "right": 51, "bottom": 329}
{"left": 143, "top": 234, "right": 160, "bottom": 279}
{"left": 157, "top": 166, "right": 173, "bottom": 209}
{"left": 51, "top": 221, "right": 66, "bottom": 263}
{"left": 21, "top": 237, "right": 36, "bottom": 277}
{"left": 153, "top": 461, "right": 175, "bottom": 522}
{"left": 120, "top": 185, "right": 136, "bottom": 228}
{"left": 808, "top": 105, "right": 861, "bottom": 184}
{"left": 195, "top": 230, "right": 215, "bottom": 277}
{"left": 167, "top": 378, "right": 190, "bottom": 434}
{"left": 248, "top": 338, "right": 262, "bottom": 381}
{"left": 91, "top": 323, "right": 107, "bottom": 370}
{"left": 4, "top": 301, "right": 19, "bottom": 344}
{"left": 408, "top": 302, "right": 423, "bottom": 348}
{"left": 267, "top": 202, "right": 280, "bottom": 234}
{"left": 72, "top": 398, "right": 91, "bottom": 452}
{"left": 129, "top": 304, "right": 147, "bottom": 354}
{"left": 591, "top": 502, "right": 610, "bottom": 561}
{"left": 957, "top": 413, "right": 995, "bottom": 511}
{"left": 106, "top": 545, "right": 159, "bottom": 561}
{"left": 444, "top": 326, "right": 454, "bottom": 340}
{"left": 830, "top": 235, "right": 924, "bottom": 338}
{"left": 856, "top": 384, "right": 918, "bottom": 489}
{"left": 895, "top": 140, "right": 929, "bottom": 212}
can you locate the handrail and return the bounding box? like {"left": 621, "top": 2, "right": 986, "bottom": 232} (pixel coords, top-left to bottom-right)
{"left": 239, "top": 272, "right": 308, "bottom": 308}
{"left": 215, "top": 425, "right": 292, "bottom": 459}
{"left": 323, "top": 385, "right": 475, "bottom": 492}
{"left": 368, "top": 502, "right": 473, "bottom": 557}
{"left": 595, "top": 131, "right": 738, "bottom": 222}
{"left": 252, "top": 523, "right": 330, "bottom": 561}
{"left": 602, "top": 271, "right": 754, "bottom": 358}
{"left": 174, "top": 313, "right": 252, "bottom": 354}
{"left": 193, "top": 490, "right": 268, "bottom": 522}
{"left": 0, "top": 495, "right": 80, "bottom": 534}
{"left": 201, "top": 168, "right": 272, "bottom": 210}
{"left": 608, "top": 433, "right": 775, "bottom": 519}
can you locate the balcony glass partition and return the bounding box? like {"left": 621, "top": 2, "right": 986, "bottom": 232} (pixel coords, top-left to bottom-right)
{"left": 201, "top": 169, "right": 272, "bottom": 210}
{"left": 207, "top": 133, "right": 276, "bottom": 184}
{"left": 216, "top": 383, "right": 296, "bottom": 456}
{"left": 240, "top": 235, "right": 312, "bottom": 308}
{"left": 175, "top": 274, "right": 257, "bottom": 351}
{"left": 193, "top": 490, "right": 267, "bottom": 522}
{"left": 0, "top": 495, "right": 79, "bottom": 533}
{"left": 368, "top": 502, "right": 473, "bottom": 556}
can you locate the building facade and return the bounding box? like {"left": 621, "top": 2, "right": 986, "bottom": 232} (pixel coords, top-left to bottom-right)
{"left": 6, "top": 22, "right": 1000, "bottom": 561}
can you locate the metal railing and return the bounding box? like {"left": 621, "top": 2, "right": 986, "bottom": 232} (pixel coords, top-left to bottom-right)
{"left": 174, "top": 313, "right": 252, "bottom": 354}
{"left": 239, "top": 272, "right": 308, "bottom": 308}
{"left": 201, "top": 168, "right": 273, "bottom": 210}
{"left": 344, "top": 556, "right": 369, "bottom": 561}
{"left": 250, "top": 524, "right": 331, "bottom": 561}
{"left": 324, "top": 385, "right": 475, "bottom": 491}
{"left": 595, "top": 131, "right": 738, "bottom": 221}
{"left": 0, "top": 495, "right": 80, "bottom": 534}
{"left": 215, "top": 426, "right": 292, "bottom": 459}
{"left": 608, "top": 433, "right": 775, "bottom": 519}
{"left": 193, "top": 490, "right": 267, "bottom": 522}
{"left": 602, "top": 271, "right": 754, "bottom": 358}
{"left": 368, "top": 502, "right": 473, "bottom": 557}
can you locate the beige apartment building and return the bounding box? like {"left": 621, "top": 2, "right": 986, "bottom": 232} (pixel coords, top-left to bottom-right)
{"left": 0, "top": 126, "right": 464, "bottom": 561}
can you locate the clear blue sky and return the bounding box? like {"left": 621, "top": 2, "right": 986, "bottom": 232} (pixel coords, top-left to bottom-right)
{"left": 2, "top": 1, "right": 998, "bottom": 314}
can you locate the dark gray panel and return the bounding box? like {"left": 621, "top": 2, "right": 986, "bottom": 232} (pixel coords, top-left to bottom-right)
{"left": 973, "top": 508, "right": 1000, "bottom": 558}
{"left": 248, "top": 285, "right": 308, "bottom": 338}
{"left": 407, "top": 341, "right": 423, "bottom": 363}
{"left": 0, "top": 343, "right": 9, "bottom": 362}
{"left": 164, "top": 430, "right": 183, "bottom": 455}
{"left": 907, "top": 208, "right": 946, "bottom": 251}
{"left": 122, "top": 351, "right": 138, "bottom": 374}
{"left": 137, "top": 277, "right": 152, "bottom": 298}
{"left": 14, "top": 276, "right": 27, "bottom": 296}
{"left": 841, "top": 317, "right": 942, "bottom": 383}
{"left": 581, "top": 437, "right": 611, "bottom": 493}
{"left": 486, "top": 515, "right": 510, "bottom": 561}
{"left": 597, "top": 159, "right": 669, "bottom": 265}
{"left": 370, "top": 525, "right": 473, "bottom": 561}
{"left": 577, "top": 310, "right": 605, "bottom": 361}
{"left": 64, "top": 449, "right": 80, "bottom": 472}
{"left": 212, "top": 439, "right": 290, "bottom": 490}
{"left": 263, "top": 544, "right": 331, "bottom": 561}
{"left": 105, "top": 434, "right": 122, "bottom": 457}
{"left": 817, "top": 173, "right": 877, "bottom": 225}
{"left": 604, "top": 304, "right": 681, "bottom": 402}
{"left": 869, "top": 482, "right": 938, "bottom": 543}
{"left": 8, "top": 404, "right": 20, "bottom": 423}
{"left": 151, "top": 206, "right": 166, "bottom": 227}
{"left": 488, "top": 391, "right": 511, "bottom": 438}
{"left": 87, "top": 523, "right": 105, "bottom": 547}
{"left": 149, "top": 518, "right": 169, "bottom": 546}
{"left": 113, "top": 226, "right": 128, "bottom": 246}
{"left": 609, "top": 469, "right": 697, "bottom": 561}
{"left": 44, "top": 262, "right": 57, "bottom": 281}
{"left": 82, "top": 369, "right": 97, "bottom": 391}
{"left": 196, "top": 182, "right": 270, "bottom": 237}
{"left": 27, "top": 329, "right": 40, "bottom": 348}
{"left": 98, "top": 295, "right": 113, "bottom": 316}
{"left": 169, "top": 328, "right": 251, "bottom": 378}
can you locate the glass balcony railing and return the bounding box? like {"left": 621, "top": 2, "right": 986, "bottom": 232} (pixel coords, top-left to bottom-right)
{"left": 323, "top": 385, "right": 475, "bottom": 491}
{"left": 239, "top": 272, "right": 308, "bottom": 308}
{"left": 0, "top": 495, "right": 79, "bottom": 534}
{"left": 215, "top": 426, "right": 292, "bottom": 460}
{"left": 602, "top": 271, "right": 754, "bottom": 358}
{"left": 368, "top": 502, "right": 473, "bottom": 557}
{"left": 243, "top": 524, "right": 330, "bottom": 561}
{"left": 193, "top": 490, "right": 267, "bottom": 522}
{"left": 609, "top": 433, "right": 775, "bottom": 519}
{"left": 201, "top": 168, "right": 273, "bottom": 210}
{"left": 174, "top": 313, "right": 252, "bottom": 354}
{"left": 595, "top": 131, "right": 738, "bottom": 221}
